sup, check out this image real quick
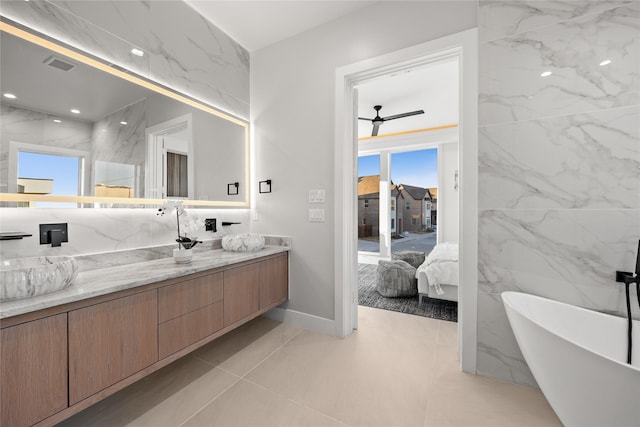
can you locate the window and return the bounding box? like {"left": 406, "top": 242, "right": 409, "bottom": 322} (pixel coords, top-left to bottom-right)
{"left": 426, "top": 217, "right": 432, "bottom": 228}
{"left": 406, "top": 201, "right": 411, "bottom": 210}
{"left": 391, "top": 199, "right": 395, "bottom": 211}
{"left": 391, "top": 218, "right": 395, "bottom": 229}
{"left": 411, "top": 217, "right": 418, "bottom": 226}
{"left": 362, "top": 218, "right": 366, "bottom": 225}
{"left": 364, "top": 199, "right": 369, "bottom": 208}
{"left": 425, "top": 201, "right": 432, "bottom": 210}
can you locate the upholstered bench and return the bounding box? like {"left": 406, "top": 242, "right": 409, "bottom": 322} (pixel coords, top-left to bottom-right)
{"left": 376, "top": 260, "right": 418, "bottom": 297}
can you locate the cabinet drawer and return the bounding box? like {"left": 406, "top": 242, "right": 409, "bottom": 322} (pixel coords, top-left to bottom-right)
{"left": 158, "top": 301, "right": 223, "bottom": 359}
{"left": 158, "top": 272, "right": 223, "bottom": 323}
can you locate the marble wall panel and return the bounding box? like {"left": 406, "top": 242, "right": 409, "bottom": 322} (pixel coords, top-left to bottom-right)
{"left": 479, "top": 106, "right": 640, "bottom": 209}
{"left": 476, "top": 292, "right": 538, "bottom": 387}
{"left": 479, "top": 0, "right": 634, "bottom": 42}
{"left": 478, "top": 1, "right": 640, "bottom": 387}
{"left": 1, "top": 0, "right": 249, "bottom": 118}
{"left": 479, "top": 209, "right": 640, "bottom": 316}
{"left": 479, "top": 2, "right": 639, "bottom": 126}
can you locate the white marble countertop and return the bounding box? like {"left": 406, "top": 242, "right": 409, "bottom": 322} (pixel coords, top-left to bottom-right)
{"left": 0, "top": 246, "right": 289, "bottom": 320}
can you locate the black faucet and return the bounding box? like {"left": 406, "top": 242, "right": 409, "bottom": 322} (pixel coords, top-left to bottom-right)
{"left": 615, "top": 239, "right": 640, "bottom": 364}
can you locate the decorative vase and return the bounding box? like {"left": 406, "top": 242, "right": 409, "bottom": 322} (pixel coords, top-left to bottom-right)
{"left": 173, "top": 248, "right": 193, "bottom": 264}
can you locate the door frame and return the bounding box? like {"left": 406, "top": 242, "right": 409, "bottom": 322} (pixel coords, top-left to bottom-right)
{"left": 334, "top": 28, "right": 478, "bottom": 374}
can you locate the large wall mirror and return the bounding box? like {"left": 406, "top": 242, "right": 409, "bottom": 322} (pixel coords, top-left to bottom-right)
{"left": 0, "top": 20, "right": 249, "bottom": 208}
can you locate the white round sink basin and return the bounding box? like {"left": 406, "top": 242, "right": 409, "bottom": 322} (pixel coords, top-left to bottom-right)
{"left": 221, "top": 234, "right": 265, "bottom": 252}
{"left": 1, "top": 256, "right": 78, "bottom": 302}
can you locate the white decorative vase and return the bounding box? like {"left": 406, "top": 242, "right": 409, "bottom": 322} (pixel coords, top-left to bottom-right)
{"left": 173, "top": 248, "right": 193, "bottom": 264}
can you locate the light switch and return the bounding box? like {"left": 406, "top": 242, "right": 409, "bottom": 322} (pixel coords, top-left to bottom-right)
{"left": 309, "top": 189, "right": 325, "bottom": 203}
{"left": 309, "top": 208, "right": 325, "bottom": 222}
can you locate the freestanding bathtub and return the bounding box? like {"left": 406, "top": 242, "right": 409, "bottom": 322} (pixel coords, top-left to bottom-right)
{"left": 502, "top": 291, "right": 640, "bottom": 427}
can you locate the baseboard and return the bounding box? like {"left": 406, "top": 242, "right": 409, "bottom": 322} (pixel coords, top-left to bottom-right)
{"left": 264, "top": 307, "right": 336, "bottom": 336}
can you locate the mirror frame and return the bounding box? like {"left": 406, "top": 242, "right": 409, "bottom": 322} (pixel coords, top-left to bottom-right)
{"left": 0, "top": 20, "right": 250, "bottom": 208}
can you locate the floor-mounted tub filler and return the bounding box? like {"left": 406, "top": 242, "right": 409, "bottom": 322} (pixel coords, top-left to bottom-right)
{"left": 502, "top": 292, "right": 640, "bottom": 427}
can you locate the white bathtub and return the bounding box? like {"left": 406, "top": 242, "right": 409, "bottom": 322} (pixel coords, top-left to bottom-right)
{"left": 502, "top": 291, "right": 640, "bottom": 427}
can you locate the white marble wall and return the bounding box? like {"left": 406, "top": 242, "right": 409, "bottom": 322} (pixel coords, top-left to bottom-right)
{"left": 478, "top": 1, "right": 640, "bottom": 386}
{"left": 0, "top": 0, "right": 251, "bottom": 259}
{"left": 0, "top": 0, "right": 249, "bottom": 119}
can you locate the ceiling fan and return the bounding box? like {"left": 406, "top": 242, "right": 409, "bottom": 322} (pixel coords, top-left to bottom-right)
{"left": 359, "top": 105, "right": 424, "bottom": 136}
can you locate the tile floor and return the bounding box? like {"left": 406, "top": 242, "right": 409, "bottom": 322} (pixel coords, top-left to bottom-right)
{"left": 58, "top": 306, "right": 562, "bottom": 427}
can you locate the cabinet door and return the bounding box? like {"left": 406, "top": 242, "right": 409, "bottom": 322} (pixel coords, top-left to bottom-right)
{"left": 1, "top": 314, "right": 68, "bottom": 427}
{"left": 260, "top": 253, "right": 289, "bottom": 309}
{"left": 68, "top": 290, "right": 158, "bottom": 405}
{"left": 223, "top": 263, "right": 260, "bottom": 326}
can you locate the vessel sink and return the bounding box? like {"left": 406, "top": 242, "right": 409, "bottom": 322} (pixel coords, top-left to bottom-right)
{"left": 221, "top": 234, "right": 265, "bottom": 252}
{"left": 1, "top": 256, "right": 78, "bottom": 302}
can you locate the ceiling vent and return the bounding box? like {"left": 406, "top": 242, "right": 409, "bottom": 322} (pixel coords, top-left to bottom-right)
{"left": 43, "top": 55, "right": 76, "bottom": 72}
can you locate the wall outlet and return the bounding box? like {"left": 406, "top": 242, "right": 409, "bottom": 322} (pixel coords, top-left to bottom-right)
{"left": 309, "top": 208, "right": 325, "bottom": 222}
{"left": 251, "top": 210, "right": 259, "bottom": 221}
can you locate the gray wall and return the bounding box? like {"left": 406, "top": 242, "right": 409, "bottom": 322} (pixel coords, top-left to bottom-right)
{"left": 251, "top": 1, "right": 478, "bottom": 320}
{"left": 477, "top": 1, "right": 640, "bottom": 386}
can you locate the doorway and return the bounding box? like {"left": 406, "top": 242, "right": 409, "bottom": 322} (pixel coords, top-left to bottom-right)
{"left": 334, "top": 29, "right": 478, "bottom": 373}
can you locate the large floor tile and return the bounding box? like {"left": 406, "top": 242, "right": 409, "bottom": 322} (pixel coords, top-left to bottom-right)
{"left": 57, "top": 356, "right": 239, "bottom": 427}
{"left": 245, "top": 307, "right": 441, "bottom": 426}
{"left": 182, "top": 379, "right": 346, "bottom": 427}
{"left": 424, "top": 335, "right": 561, "bottom": 427}
{"left": 191, "top": 315, "right": 303, "bottom": 376}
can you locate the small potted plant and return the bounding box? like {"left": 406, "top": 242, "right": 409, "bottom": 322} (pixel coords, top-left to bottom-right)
{"left": 157, "top": 200, "right": 202, "bottom": 263}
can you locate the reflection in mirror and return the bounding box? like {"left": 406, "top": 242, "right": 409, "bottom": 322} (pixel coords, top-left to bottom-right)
{"left": 0, "top": 20, "right": 249, "bottom": 208}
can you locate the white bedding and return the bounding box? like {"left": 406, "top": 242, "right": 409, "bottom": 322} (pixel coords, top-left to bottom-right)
{"left": 416, "top": 242, "right": 459, "bottom": 297}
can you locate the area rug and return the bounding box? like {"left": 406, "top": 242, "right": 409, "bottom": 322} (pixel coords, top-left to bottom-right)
{"left": 358, "top": 263, "right": 457, "bottom": 322}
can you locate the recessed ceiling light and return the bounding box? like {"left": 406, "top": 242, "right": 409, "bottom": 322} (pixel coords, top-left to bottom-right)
{"left": 120, "top": 121, "right": 128, "bottom": 125}
{"left": 599, "top": 59, "right": 612, "bottom": 66}
{"left": 131, "top": 48, "right": 144, "bottom": 57}
{"left": 3, "top": 93, "right": 17, "bottom": 99}
{"left": 70, "top": 109, "right": 80, "bottom": 114}
{"left": 540, "top": 71, "right": 552, "bottom": 77}
{"left": 53, "top": 119, "right": 62, "bottom": 123}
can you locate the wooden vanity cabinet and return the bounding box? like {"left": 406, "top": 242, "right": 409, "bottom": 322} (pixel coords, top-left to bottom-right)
{"left": 68, "top": 290, "right": 158, "bottom": 405}
{"left": 0, "top": 251, "right": 288, "bottom": 426}
{"left": 0, "top": 314, "right": 68, "bottom": 427}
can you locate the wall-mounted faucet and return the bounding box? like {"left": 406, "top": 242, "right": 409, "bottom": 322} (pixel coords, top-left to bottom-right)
{"left": 39, "top": 223, "right": 68, "bottom": 247}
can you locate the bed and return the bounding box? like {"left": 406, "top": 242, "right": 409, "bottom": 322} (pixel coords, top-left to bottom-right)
{"left": 416, "top": 242, "right": 459, "bottom": 303}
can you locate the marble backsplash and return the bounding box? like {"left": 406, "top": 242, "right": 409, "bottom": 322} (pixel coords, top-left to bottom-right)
{"left": 0, "top": 208, "right": 252, "bottom": 261}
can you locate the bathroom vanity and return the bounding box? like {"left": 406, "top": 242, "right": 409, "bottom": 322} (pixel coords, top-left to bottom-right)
{"left": 0, "top": 247, "right": 288, "bottom": 427}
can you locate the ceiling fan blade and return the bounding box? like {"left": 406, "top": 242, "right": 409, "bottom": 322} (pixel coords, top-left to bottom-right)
{"left": 358, "top": 117, "right": 374, "bottom": 121}
{"left": 371, "top": 123, "right": 380, "bottom": 137}
{"left": 382, "top": 110, "right": 425, "bottom": 121}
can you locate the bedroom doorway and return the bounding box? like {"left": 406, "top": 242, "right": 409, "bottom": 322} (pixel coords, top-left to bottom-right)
{"left": 335, "top": 28, "right": 478, "bottom": 374}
